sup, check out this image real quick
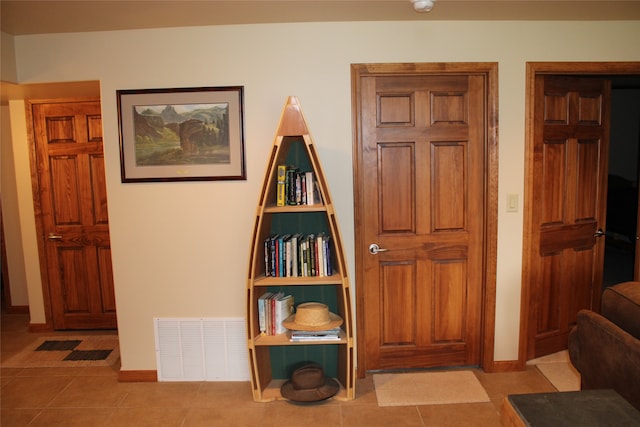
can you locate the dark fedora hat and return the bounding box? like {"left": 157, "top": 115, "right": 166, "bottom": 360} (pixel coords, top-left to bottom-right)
{"left": 280, "top": 364, "right": 340, "bottom": 402}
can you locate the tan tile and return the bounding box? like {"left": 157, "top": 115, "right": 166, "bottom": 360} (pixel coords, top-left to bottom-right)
{"left": 190, "top": 381, "right": 259, "bottom": 407}
{"left": 1, "top": 376, "right": 73, "bottom": 408}
{"left": 27, "top": 408, "right": 113, "bottom": 427}
{"left": 183, "top": 406, "right": 265, "bottom": 427}
{"left": 1, "top": 333, "right": 48, "bottom": 356}
{"left": 48, "top": 376, "right": 129, "bottom": 408}
{"left": 342, "top": 404, "right": 425, "bottom": 426}
{"left": 119, "top": 381, "right": 202, "bottom": 408}
{"left": 263, "top": 400, "right": 342, "bottom": 427}
{"left": 473, "top": 367, "right": 556, "bottom": 410}
{"left": 12, "top": 367, "right": 84, "bottom": 377}
{"left": 106, "top": 407, "right": 188, "bottom": 426}
{"left": 1, "top": 312, "right": 579, "bottom": 427}
{"left": 17, "top": 364, "right": 121, "bottom": 377}
{"left": 417, "top": 402, "right": 501, "bottom": 427}
{"left": 0, "top": 408, "right": 42, "bottom": 427}
{"left": 347, "top": 374, "right": 378, "bottom": 405}
{"left": 0, "top": 367, "right": 25, "bottom": 378}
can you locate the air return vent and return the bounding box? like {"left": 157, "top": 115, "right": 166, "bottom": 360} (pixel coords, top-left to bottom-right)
{"left": 153, "top": 318, "right": 249, "bottom": 381}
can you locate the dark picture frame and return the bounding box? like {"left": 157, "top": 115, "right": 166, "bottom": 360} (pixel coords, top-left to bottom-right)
{"left": 117, "top": 86, "right": 246, "bottom": 182}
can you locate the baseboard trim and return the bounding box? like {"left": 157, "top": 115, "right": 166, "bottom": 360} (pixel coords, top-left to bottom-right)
{"left": 6, "top": 305, "right": 29, "bottom": 314}
{"left": 118, "top": 370, "right": 158, "bottom": 382}
{"left": 28, "top": 322, "right": 53, "bottom": 332}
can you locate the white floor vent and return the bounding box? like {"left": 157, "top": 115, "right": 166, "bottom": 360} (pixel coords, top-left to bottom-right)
{"left": 154, "top": 317, "right": 249, "bottom": 382}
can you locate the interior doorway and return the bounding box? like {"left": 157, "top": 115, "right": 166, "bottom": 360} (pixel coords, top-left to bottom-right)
{"left": 29, "top": 99, "right": 116, "bottom": 330}
{"left": 603, "top": 79, "right": 640, "bottom": 287}
{"left": 521, "top": 62, "right": 640, "bottom": 363}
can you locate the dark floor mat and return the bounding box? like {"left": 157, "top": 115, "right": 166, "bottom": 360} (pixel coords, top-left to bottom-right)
{"left": 64, "top": 349, "right": 113, "bottom": 361}
{"left": 36, "top": 340, "right": 82, "bottom": 351}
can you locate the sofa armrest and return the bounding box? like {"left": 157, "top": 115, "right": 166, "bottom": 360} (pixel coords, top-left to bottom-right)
{"left": 567, "top": 325, "right": 580, "bottom": 369}
{"left": 570, "top": 309, "right": 640, "bottom": 411}
{"left": 602, "top": 281, "right": 640, "bottom": 339}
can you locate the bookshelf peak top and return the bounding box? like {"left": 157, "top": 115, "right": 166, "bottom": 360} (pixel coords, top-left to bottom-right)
{"left": 276, "top": 96, "right": 310, "bottom": 137}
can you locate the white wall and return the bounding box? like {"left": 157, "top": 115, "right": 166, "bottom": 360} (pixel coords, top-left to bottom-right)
{"left": 1, "top": 103, "right": 31, "bottom": 307}
{"left": 9, "top": 20, "right": 640, "bottom": 371}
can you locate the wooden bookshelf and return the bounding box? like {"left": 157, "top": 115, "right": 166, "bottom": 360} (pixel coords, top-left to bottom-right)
{"left": 246, "top": 96, "right": 354, "bottom": 402}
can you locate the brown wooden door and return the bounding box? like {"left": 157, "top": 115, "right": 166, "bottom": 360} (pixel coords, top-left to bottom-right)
{"left": 32, "top": 100, "right": 117, "bottom": 330}
{"left": 527, "top": 76, "right": 610, "bottom": 358}
{"left": 355, "top": 73, "right": 486, "bottom": 370}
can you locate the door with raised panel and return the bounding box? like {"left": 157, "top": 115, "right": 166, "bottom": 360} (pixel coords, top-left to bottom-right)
{"left": 354, "top": 70, "right": 487, "bottom": 371}
{"left": 31, "top": 100, "right": 117, "bottom": 330}
{"left": 527, "top": 76, "right": 610, "bottom": 358}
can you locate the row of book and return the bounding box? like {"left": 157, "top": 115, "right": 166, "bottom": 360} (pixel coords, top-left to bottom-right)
{"left": 258, "top": 292, "right": 294, "bottom": 336}
{"left": 264, "top": 233, "right": 332, "bottom": 278}
{"left": 276, "top": 165, "right": 322, "bottom": 206}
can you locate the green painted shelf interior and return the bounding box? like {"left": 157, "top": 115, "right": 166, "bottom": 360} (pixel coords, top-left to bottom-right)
{"left": 282, "top": 137, "right": 312, "bottom": 172}
{"left": 266, "top": 284, "right": 341, "bottom": 379}
{"left": 269, "top": 345, "right": 340, "bottom": 379}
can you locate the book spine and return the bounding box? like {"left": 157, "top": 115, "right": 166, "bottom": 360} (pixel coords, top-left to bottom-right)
{"left": 264, "top": 236, "right": 270, "bottom": 277}
{"left": 270, "top": 235, "right": 277, "bottom": 277}
{"left": 295, "top": 172, "right": 302, "bottom": 205}
{"left": 308, "top": 234, "right": 316, "bottom": 276}
{"left": 258, "top": 292, "right": 272, "bottom": 335}
{"left": 325, "top": 235, "right": 332, "bottom": 276}
{"left": 278, "top": 236, "right": 284, "bottom": 278}
{"left": 316, "top": 234, "right": 325, "bottom": 277}
{"left": 305, "top": 171, "right": 314, "bottom": 205}
{"left": 258, "top": 295, "right": 265, "bottom": 334}
{"left": 301, "top": 174, "right": 307, "bottom": 205}
{"left": 276, "top": 165, "right": 286, "bottom": 207}
{"left": 291, "top": 234, "right": 300, "bottom": 277}
{"left": 286, "top": 167, "right": 297, "bottom": 205}
{"left": 285, "top": 236, "right": 292, "bottom": 277}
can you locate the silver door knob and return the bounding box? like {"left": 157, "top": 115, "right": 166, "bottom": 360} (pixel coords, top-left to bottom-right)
{"left": 48, "top": 233, "right": 63, "bottom": 240}
{"left": 594, "top": 229, "right": 605, "bottom": 238}
{"left": 368, "top": 243, "right": 389, "bottom": 255}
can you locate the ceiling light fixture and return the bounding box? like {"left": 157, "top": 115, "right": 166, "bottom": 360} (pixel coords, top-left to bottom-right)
{"left": 411, "top": 0, "right": 435, "bottom": 12}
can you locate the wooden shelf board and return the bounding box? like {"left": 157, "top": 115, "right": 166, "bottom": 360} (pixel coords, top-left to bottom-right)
{"left": 253, "top": 330, "right": 347, "bottom": 346}
{"left": 259, "top": 378, "right": 349, "bottom": 402}
{"left": 253, "top": 275, "right": 343, "bottom": 286}
{"left": 263, "top": 205, "right": 327, "bottom": 213}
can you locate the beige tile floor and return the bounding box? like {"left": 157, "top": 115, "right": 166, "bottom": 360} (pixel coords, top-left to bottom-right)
{"left": 1, "top": 312, "right": 559, "bottom": 426}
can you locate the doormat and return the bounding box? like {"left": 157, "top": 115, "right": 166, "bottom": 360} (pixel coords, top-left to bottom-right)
{"left": 373, "top": 370, "right": 490, "bottom": 407}
{"left": 1, "top": 335, "right": 120, "bottom": 368}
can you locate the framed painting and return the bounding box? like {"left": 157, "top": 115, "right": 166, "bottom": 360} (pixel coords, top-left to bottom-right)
{"left": 117, "top": 86, "right": 246, "bottom": 182}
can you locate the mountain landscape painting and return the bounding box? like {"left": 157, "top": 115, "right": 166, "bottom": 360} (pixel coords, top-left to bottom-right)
{"left": 133, "top": 102, "right": 231, "bottom": 166}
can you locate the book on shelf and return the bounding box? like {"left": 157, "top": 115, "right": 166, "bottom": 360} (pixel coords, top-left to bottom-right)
{"left": 258, "top": 292, "right": 294, "bottom": 336}
{"left": 263, "top": 232, "right": 332, "bottom": 278}
{"left": 305, "top": 171, "right": 314, "bottom": 205}
{"left": 289, "top": 327, "right": 342, "bottom": 342}
{"left": 274, "top": 294, "right": 294, "bottom": 335}
{"left": 257, "top": 292, "right": 273, "bottom": 335}
{"left": 275, "top": 165, "right": 321, "bottom": 206}
{"left": 276, "top": 165, "right": 287, "bottom": 207}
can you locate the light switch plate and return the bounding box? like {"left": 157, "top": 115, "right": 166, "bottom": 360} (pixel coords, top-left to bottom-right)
{"left": 507, "top": 193, "right": 519, "bottom": 213}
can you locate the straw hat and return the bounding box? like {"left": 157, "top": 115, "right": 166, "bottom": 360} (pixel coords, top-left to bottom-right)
{"left": 280, "top": 364, "right": 340, "bottom": 402}
{"left": 282, "top": 302, "right": 343, "bottom": 331}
